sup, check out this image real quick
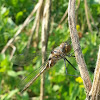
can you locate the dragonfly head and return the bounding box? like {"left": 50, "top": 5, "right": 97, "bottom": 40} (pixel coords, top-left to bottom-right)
{"left": 60, "top": 42, "right": 72, "bottom": 54}
{"left": 65, "top": 44, "right": 72, "bottom": 54}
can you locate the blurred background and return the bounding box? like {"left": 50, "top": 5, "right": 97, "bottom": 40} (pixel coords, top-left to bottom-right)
{"left": 0, "top": 0, "right": 100, "bottom": 100}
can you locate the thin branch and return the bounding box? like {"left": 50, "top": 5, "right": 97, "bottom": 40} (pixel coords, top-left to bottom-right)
{"left": 65, "top": 17, "right": 68, "bottom": 24}
{"left": 40, "top": 0, "right": 51, "bottom": 100}
{"left": 87, "top": 6, "right": 99, "bottom": 34}
{"left": 1, "top": 3, "right": 39, "bottom": 54}
{"left": 76, "top": 0, "right": 80, "bottom": 10}
{"left": 58, "top": 0, "right": 80, "bottom": 27}
{"left": 27, "top": 0, "right": 44, "bottom": 49}
{"left": 84, "top": 0, "right": 93, "bottom": 33}
{"left": 9, "top": 44, "right": 16, "bottom": 60}
{"left": 75, "top": 0, "right": 80, "bottom": 24}
{"left": 27, "top": 19, "right": 37, "bottom": 49}
{"left": 58, "top": 8, "right": 68, "bottom": 25}
{"left": 89, "top": 46, "right": 100, "bottom": 100}
{"left": 96, "top": 70, "right": 100, "bottom": 99}
{"left": 68, "top": 0, "right": 92, "bottom": 95}
{"left": 35, "top": 0, "right": 44, "bottom": 48}
{"left": 35, "top": 15, "right": 40, "bottom": 48}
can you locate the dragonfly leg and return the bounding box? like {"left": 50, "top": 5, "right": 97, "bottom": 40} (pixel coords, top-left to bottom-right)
{"left": 64, "top": 58, "right": 79, "bottom": 77}
{"left": 64, "top": 58, "right": 67, "bottom": 74}
{"left": 64, "top": 57, "right": 77, "bottom": 70}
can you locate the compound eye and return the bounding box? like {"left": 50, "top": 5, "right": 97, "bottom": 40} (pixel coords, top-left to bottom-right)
{"left": 51, "top": 50, "right": 54, "bottom": 54}
{"left": 48, "top": 57, "right": 51, "bottom": 60}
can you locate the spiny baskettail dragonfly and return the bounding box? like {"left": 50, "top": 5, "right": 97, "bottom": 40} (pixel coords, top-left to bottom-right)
{"left": 13, "top": 40, "right": 78, "bottom": 92}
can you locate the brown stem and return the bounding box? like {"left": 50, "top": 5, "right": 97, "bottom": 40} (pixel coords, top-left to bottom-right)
{"left": 9, "top": 44, "right": 16, "bottom": 60}
{"left": 35, "top": 0, "right": 44, "bottom": 48}
{"left": 75, "top": 0, "right": 80, "bottom": 24}
{"left": 40, "top": 0, "right": 51, "bottom": 100}
{"left": 68, "top": 0, "right": 92, "bottom": 95}
{"left": 87, "top": 6, "right": 99, "bottom": 34}
{"left": 89, "top": 46, "right": 100, "bottom": 100}
{"left": 27, "top": 0, "right": 44, "bottom": 49}
{"left": 84, "top": 0, "right": 93, "bottom": 33}
{"left": 58, "top": 8, "right": 68, "bottom": 25}
{"left": 27, "top": 17, "right": 37, "bottom": 49}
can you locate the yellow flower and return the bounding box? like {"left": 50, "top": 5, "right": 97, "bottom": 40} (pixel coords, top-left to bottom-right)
{"left": 75, "top": 77, "right": 83, "bottom": 83}
{"left": 79, "top": 85, "right": 84, "bottom": 88}
{"left": 76, "top": 25, "right": 80, "bottom": 31}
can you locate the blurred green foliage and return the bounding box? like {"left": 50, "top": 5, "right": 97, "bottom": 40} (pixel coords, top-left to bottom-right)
{"left": 2, "top": 0, "right": 36, "bottom": 24}
{"left": 0, "top": 0, "right": 100, "bottom": 100}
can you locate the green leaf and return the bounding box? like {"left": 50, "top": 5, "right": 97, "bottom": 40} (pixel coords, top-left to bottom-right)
{"left": 53, "top": 85, "right": 60, "bottom": 91}
{"left": 7, "top": 70, "right": 17, "bottom": 77}
{"left": 17, "top": 71, "right": 26, "bottom": 75}
{"left": 16, "top": 11, "right": 23, "bottom": 24}
{"left": 6, "top": 89, "right": 18, "bottom": 99}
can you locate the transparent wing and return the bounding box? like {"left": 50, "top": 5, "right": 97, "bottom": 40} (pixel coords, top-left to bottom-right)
{"left": 17, "top": 59, "right": 49, "bottom": 92}
{"left": 12, "top": 51, "right": 50, "bottom": 66}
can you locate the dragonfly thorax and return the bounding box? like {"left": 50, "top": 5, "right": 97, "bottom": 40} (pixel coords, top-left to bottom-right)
{"left": 47, "top": 42, "right": 72, "bottom": 68}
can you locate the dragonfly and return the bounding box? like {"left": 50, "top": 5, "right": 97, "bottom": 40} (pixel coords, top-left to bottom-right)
{"left": 15, "top": 40, "right": 77, "bottom": 92}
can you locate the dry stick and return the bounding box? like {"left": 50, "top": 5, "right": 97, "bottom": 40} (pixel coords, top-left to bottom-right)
{"left": 68, "top": 0, "right": 92, "bottom": 95}
{"left": 65, "top": 17, "right": 68, "bottom": 24}
{"left": 35, "top": 15, "right": 40, "bottom": 48}
{"left": 84, "top": 0, "right": 93, "bottom": 33}
{"left": 58, "top": 0, "right": 80, "bottom": 28}
{"left": 40, "top": 0, "right": 47, "bottom": 99}
{"left": 58, "top": 8, "right": 68, "bottom": 25}
{"left": 27, "top": 0, "right": 44, "bottom": 49}
{"left": 87, "top": 6, "right": 99, "bottom": 34}
{"left": 96, "top": 69, "right": 100, "bottom": 99}
{"left": 75, "top": 0, "right": 80, "bottom": 24}
{"left": 76, "top": 0, "right": 80, "bottom": 10}
{"left": 27, "top": 18, "right": 37, "bottom": 49}
{"left": 35, "top": 0, "right": 44, "bottom": 48}
{"left": 40, "top": 0, "right": 51, "bottom": 100}
{"left": 9, "top": 44, "right": 16, "bottom": 60}
{"left": 1, "top": 3, "right": 39, "bottom": 54}
{"left": 58, "top": 0, "right": 80, "bottom": 27}
{"left": 89, "top": 46, "right": 100, "bottom": 100}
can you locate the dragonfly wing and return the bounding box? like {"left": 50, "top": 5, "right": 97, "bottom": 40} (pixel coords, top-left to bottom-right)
{"left": 18, "top": 60, "right": 49, "bottom": 92}
{"left": 12, "top": 51, "right": 50, "bottom": 66}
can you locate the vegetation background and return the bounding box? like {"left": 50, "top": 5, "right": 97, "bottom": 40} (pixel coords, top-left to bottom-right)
{"left": 0, "top": 0, "right": 100, "bottom": 100}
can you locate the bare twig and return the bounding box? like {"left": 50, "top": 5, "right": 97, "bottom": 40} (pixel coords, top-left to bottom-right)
{"left": 40, "top": 0, "right": 51, "bottom": 100}
{"left": 35, "top": 15, "right": 40, "bottom": 48}
{"left": 27, "top": 0, "right": 44, "bottom": 49}
{"left": 75, "top": 0, "right": 80, "bottom": 24}
{"left": 89, "top": 46, "right": 100, "bottom": 100}
{"left": 87, "top": 6, "right": 99, "bottom": 34}
{"left": 76, "top": 0, "right": 80, "bottom": 10}
{"left": 27, "top": 15, "right": 37, "bottom": 49}
{"left": 35, "top": 0, "right": 44, "bottom": 48}
{"left": 58, "top": 0, "right": 80, "bottom": 27}
{"left": 58, "top": 8, "right": 68, "bottom": 25}
{"left": 84, "top": 0, "right": 93, "bottom": 33}
{"left": 1, "top": 3, "right": 39, "bottom": 54}
{"left": 68, "top": 0, "right": 92, "bottom": 95}
{"left": 9, "top": 44, "right": 16, "bottom": 60}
